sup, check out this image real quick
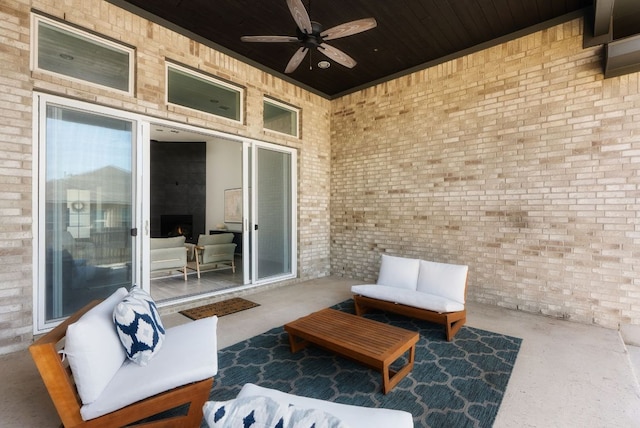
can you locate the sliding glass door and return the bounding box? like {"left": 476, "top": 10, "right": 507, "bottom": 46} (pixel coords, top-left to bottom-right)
{"left": 243, "top": 141, "right": 297, "bottom": 284}
{"left": 35, "top": 94, "right": 139, "bottom": 330}
{"left": 34, "top": 94, "right": 296, "bottom": 329}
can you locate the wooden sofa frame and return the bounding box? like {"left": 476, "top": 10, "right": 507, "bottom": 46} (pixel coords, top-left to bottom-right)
{"left": 353, "top": 279, "right": 468, "bottom": 342}
{"left": 29, "top": 300, "right": 213, "bottom": 428}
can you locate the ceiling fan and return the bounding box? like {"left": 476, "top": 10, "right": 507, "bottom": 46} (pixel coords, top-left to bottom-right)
{"left": 240, "top": 0, "right": 377, "bottom": 73}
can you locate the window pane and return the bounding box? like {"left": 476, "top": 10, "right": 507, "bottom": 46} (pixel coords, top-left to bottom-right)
{"left": 168, "top": 66, "right": 241, "bottom": 121}
{"left": 44, "top": 105, "right": 133, "bottom": 321}
{"left": 264, "top": 100, "right": 298, "bottom": 136}
{"left": 37, "top": 20, "right": 131, "bottom": 92}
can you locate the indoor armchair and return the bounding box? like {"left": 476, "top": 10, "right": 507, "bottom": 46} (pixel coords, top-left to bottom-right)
{"left": 193, "top": 233, "right": 237, "bottom": 278}
{"left": 150, "top": 236, "right": 188, "bottom": 280}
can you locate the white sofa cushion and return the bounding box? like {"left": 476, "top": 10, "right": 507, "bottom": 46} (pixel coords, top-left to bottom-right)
{"left": 236, "top": 383, "right": 414, "bottom": 428}
{"left": 64, "top": 287, "right": 128, "bottom": 405}
{"left": 113, "top": 286, "right": 165, "bottom": 366}
{"left": 352, "top": 284, "right": 465, "bottom": 313}
{"left": 376, "top": 254, "right": 420, "bottom": 290}
{"left": 81, "top": 315, "right": 219, "bottom": 421}
{"left": 416, "top": 260, "right": 468, "bottom": 304}
{"left": 149, "top": 248, "right": 185, "bottom": 264}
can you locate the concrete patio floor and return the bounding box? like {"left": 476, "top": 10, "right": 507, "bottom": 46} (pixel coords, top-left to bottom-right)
{"left": 1, "top": 276, "right": 639, "bottom": 427}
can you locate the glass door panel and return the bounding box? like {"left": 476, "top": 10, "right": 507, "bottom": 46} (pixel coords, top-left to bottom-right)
{"left": 41, "top": 103, "right": 135, "bottom": 323}
{"left": 254, "top": 147, "right": 293, "bottom": 281}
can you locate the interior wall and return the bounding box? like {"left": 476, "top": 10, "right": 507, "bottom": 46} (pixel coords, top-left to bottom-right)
{"left": 206, "top": 138, "right": 243, "bottom": 233}
{"left": 330, "top": 18, "right": 640, "bottom": 329}
{"left": 150, "top": 141, "right": 206, "bottom": 240}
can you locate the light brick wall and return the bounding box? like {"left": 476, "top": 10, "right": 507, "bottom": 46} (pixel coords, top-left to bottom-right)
{"left": 2, "top": 2, "right": 638, "bottom": 355}
{"left": 0, "top": 1, "right": 33, "bottom": 354}
{"left": 0, "top": 0, "right": 331, "bottom": 354}
{"left": 331, "top": 19, "right": 640, "bottom": 329}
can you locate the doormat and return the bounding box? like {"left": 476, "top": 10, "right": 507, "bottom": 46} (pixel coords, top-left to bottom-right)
{"left": 180, "top": 297, "right": 259, "bottom": 320}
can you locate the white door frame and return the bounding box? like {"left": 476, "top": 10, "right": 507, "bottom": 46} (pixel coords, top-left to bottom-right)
{"left": 244, "top": 140, "right": 298, "bottom": 286}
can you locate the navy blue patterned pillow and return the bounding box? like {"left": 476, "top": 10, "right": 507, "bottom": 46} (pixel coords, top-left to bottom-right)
{"left": 202, "top": 396, "right": 349, "bottom": 428}
{"left": 203, "top": 396, "right": 286, "bottom": 428}
{"left": 113, "top": 286, "right": 165, "bottom": 366}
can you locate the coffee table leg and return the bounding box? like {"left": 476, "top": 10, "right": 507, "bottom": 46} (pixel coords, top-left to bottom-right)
{"left": 287, "top": 332, "right": 309, "bottom": 353}
{"left": 382, "top": 344, "right": 416, "bottom": 394}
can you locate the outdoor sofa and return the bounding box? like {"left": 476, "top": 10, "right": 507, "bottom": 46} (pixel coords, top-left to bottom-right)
{"left": 352, "top": 254, "right": 469, "bottom": 341}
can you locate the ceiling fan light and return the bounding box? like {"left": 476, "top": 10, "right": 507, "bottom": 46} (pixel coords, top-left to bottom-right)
{"left": 318, "top": 60, "right": 331, "bottom": 69}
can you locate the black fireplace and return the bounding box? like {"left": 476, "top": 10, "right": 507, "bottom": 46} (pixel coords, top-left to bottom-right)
{"left": 160, "top": 215, "right": 193, "bottom": 242}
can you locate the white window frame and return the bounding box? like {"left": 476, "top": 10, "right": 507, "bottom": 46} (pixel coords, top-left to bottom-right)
{"left": 166, "top": 62, "right": 245, "bottom": 124}
{"left": 263, "top": 97, "right": 300, "bottom": 138}
{"left": 30, "top": 13, "right": 135, "bottom": 95}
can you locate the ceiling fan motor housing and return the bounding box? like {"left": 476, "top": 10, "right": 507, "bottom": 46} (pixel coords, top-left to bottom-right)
{"left": 297, "top": 21, "right": 324, "bottom": 48}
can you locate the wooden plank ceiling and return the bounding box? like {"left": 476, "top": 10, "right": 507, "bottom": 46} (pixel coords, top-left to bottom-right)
{"left": 109, "top": 0, "right": 593, "bottom": 98}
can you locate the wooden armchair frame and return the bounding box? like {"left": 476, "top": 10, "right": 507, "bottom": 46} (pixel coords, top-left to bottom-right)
{"left": 29, "top": 300, "right": 213, "bottom": 428}
{"left": 192, "top": 244, "right": 236, "bottom": 278}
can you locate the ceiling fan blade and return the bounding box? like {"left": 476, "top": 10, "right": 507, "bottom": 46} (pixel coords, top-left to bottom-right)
{"left": 286, "top": 0, "right": 312, "bottom": 33}
{"left": 318, "top": 43, "right": 357, "bottom": 68}
{"left": 241, "top": 35, "right": 298, "bottom": 43}
{"left": 321, "top": 18, "right": 377, "bottom": 40}
{"left": 285, "top": 47, "right": 308, "bottom": 73}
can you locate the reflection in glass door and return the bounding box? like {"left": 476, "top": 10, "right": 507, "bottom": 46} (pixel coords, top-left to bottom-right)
{"left": 38, "top": 99, "right": 136, "bottom": 327}
{"left": 246, "top": 143, "right": 297, "bottom": 283}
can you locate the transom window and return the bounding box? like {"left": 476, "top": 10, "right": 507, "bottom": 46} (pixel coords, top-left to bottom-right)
{"left": 167, "top": 63, "right": 243, "bottom": 122}
{"left": 263, "top": 98, "right": 299, "bottom": 138}
{"left": 31, "top": 14, "right": 134, "bottom": 94}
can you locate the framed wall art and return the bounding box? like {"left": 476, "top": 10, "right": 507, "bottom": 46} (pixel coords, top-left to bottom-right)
{"left": 224, "top": 188, "right": 242, "bottom": 223}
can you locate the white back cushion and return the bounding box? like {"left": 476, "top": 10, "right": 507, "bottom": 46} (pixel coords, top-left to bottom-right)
{"left": 376, "top": 254, "right": 420, "bottom": 290}
{"left": 198, "top": 233, "right": 234, "bottom": 245}
{"left": 416, "top": 260, "right": 468, "bottom": 304}
{"left": 65, "top": 287, "right": 128, "bottom": 404}
{"left": 150, "top": 236, "right": 186, "bottom": 250}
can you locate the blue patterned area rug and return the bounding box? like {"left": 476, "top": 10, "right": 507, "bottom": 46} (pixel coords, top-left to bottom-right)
{"left": 208, "top": 300, "right": 522, "bottom": 427}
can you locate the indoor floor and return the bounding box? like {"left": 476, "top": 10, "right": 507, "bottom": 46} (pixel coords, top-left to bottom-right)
{"left": 150, "top": 255, "right": 244, "bottom": 303}
{"left": 1, "top": 277, "right": 639, "bottom": 427}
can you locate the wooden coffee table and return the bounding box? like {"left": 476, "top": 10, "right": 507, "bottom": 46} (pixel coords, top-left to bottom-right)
{"left": 284, "top": 308, "right": 419, "bottom": 394}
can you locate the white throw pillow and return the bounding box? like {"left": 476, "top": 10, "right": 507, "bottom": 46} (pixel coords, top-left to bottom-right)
{"left": 203, "top": 396, "right": 287, "bottom": 428}
{"left": 376, "top": 254, "right": 420, "bottom": 290}
{"left": 416, "top": 260, "right": 468, "bottom": 304}
{"left": 64, "top": 287, "right": 129, "bottom": 404}
{"left": 203, "top": 396, "right": 349, "bottom": 428}
{"left": 113, "top": 286, "right": 165, "bottom": 366}
{"left": 287, "top": 406, "right": 349, "bottom": 428}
